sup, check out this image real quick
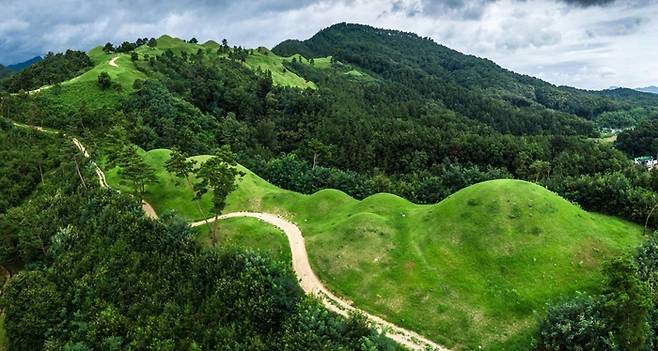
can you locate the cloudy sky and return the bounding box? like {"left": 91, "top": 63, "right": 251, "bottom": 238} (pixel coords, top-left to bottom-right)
{"left": 1, "top": 0, "right": 657, "bottom": 89}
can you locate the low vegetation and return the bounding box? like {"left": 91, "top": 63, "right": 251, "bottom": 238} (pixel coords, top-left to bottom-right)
{"left": 107, "top": 149, "right": 644, "bottom": 350}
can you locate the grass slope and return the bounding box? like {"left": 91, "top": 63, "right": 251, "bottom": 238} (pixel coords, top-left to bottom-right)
{"left": 245, "top": 48, "right": 316, "bottom": 89}
{"left": 195, "top": 217, "right": 291, "bottom": 265}
{"left": 39, "top": 35, "right": 318, "bottom": 109}
{"left": 106, "top": 149, "right": 643, "bottom": 350}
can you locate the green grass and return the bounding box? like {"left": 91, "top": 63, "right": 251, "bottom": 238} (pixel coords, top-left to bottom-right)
{"left": 195, "top": 217, "right": 291, "bottom": 265}
{"left": 36, "top": 35, "right": 319, "bottom": 109}
{"left": 39, "top": 47, "right": 146, "bottom": 109}
{"left": 245, "top": 48, "right": 316, "bottom": 89}
{"left": 105, "top": 149, "right": 644, "bottom": 350}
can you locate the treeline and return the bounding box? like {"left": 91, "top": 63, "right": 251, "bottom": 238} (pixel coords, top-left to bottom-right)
{"left": 1, "top": 185, "right": 402, "bottom": 350}
{"left": 103, "top": 37, "right": 157, "bottom": 53}
{"left": 1, "top": 50, "right": 93, "bottom": 92}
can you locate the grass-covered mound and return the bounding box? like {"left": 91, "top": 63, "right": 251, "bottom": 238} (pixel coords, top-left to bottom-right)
{"left": 106, "top": 149, "right": 643, "bottom": 350}
{"left": 194, "top": 217, "right": 291, "bottom": 265}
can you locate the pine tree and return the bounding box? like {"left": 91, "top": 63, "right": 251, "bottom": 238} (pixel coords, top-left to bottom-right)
{"left": 193, "top": 145, "right": 244, "bottom": 245}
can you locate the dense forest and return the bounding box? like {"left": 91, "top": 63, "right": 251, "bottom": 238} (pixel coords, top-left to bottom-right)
{"left": 1, "top": 50, "right": 92, "bottom": 93}
{"left": 0, "top": 121, "right": 400, "bottom": 350}
{"left": 274, "top": 23, "right": 658, "bottom": 130}
{"left": 3, "top": 23, "right": 658, "bottom": 350}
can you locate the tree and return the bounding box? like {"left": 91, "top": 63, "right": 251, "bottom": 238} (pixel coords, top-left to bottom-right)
{"left": 165, "top": 148, "right": 210, "bottom": 230}
{"left": 303, "top": 138, "right": 332, "bottom": 169}
{"left": 147, "top": 38, "right": 157, "bottom": 47}
{"left": 103, "top": 42, "right": 114, "bottom": 53}
{"left": 602, "top": 256, "right": 651, "bottom": 350}
{"left": 117, "top": 146, "right": 157, "bottom": 200}
{"left": 193, "top": 145, "right": 244, "bottom": 245}
{"left": 529, "top": 160, "right": 551, "bottom": 182}
{"left": 131, "top": 52, "right": 139, "bottom": 62}
{"left": 97, "top": 71, "right": 112, "bottom": 90}
{"left": 189, "top": 37, "right": 198, "bottom": 44}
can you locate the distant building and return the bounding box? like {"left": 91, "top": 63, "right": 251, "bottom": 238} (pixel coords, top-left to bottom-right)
{"left": 634, "top": 156, "right": 658, "bottom": 169}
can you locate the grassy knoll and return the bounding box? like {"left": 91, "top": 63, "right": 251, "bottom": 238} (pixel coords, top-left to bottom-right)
{"left": 36, "top": 34, "right": 324, "bottom": 108}
{"left": 245, "top": 48, "right": 316, "bottom": 88}
{"left": 39, "top": 48, "right": 145, "bottom": 109}
{"left": 105, "top": 149, "right": 644, "bottom": 350}
{"left": 194, "top": 217, "right": 291, "bottom": 265}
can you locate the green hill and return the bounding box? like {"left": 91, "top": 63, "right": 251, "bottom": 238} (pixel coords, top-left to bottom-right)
{"left": 274, "top": 23, "right": 658, "bottom": 133}
{"left": 106, "top": 149, "right": 643, "bottom": 350}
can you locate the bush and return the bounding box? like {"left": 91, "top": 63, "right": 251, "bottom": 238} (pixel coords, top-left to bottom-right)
{"left": 97, "top": 71, "right": 112, "bottom": 90}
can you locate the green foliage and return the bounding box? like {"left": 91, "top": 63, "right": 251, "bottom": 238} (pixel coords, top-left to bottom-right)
{"left": 0, "top": 65, "right": 12, "bottom": 80}
{"left": 616, "top": 118, "right": 658, "bottom": 157}
{"left": 117, "top": 145, "right": 157, "bottom": 199}
{"left": 554, "top": 172, "right": 658, "bottom": 227}
{"left": 274, "top": 23, "right": 658, "bottom": 135}
{"left": 602, "top": 256, "right": 651, "bottom": 349}
{"left": 535, "top": 295, "right": 613, "bottom": 351}
{"left": 1, "top": 189, "right": 401, "bottom": 351}
{"left": 0, "top": 121, "right": 75, "bottom": 214}
{"left": 123, "top": 80, "right": 218, "bottom": 154}
{"left": 1, "top": 271, "right": 61, "bottom": 351}
{"left": 194, "top": 146, "right": 244, "bottom": 243}
{"left": 1, "top": 50, "right": 92, "bottom": 92}
{"left": 536, "top": 249, "right": 655, "bottom": 350}
{"left": 97, "top": 71, "right": 112, "bottom": 90}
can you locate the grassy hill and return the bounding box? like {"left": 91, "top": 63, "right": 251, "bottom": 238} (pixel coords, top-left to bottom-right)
{"left": 34, "top": 34, "right": 320, "bottom": 110}
{"left": 106, "top": 149, "right": 643, "bottom": 350}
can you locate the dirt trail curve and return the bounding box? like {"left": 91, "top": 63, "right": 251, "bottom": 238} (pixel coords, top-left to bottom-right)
{"left": 15, "top": 122, "right": 448, "bottom": 350}
{"left": 190, "top": 212, "right": 448, "bottom": 351}
{"left": 109, "top": 56, "right": 119, "bottom": 67}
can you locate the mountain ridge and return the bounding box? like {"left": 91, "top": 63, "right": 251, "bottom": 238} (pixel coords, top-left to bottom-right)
{"left": 274, "top": 22, "right": 658, "bottom": 128}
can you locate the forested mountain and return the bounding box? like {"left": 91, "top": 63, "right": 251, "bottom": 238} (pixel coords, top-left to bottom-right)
{"left": 274, "top": 23, "right": 658, "bottom": 131}
{"left": 6, "top": 56, "right": 43, "bottom": 72}
{"left": 637, "top": 86, "right": 658, "bottom": 94}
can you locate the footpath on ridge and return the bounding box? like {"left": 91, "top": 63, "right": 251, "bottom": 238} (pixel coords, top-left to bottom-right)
{"left": 6, "top": 61, "right": 450, "bottom": 348}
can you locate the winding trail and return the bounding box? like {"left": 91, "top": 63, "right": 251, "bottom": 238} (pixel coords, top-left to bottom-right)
{"left": 108, "top": 56, "right": 119, "bottom": 67}
{"left": 11, "top": 121, "right": 448, "bottom": 351}
{"left": 190, "top": 212, "right": 447, "bottom": 351}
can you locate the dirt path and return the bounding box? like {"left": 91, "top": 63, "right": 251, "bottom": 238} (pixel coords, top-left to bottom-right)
{"left": 109, "top": 56, "right": 119, "bottom": 67}
{"left": 13, "top": 122, "right": 447, "bottom": 350}
{"left": 190, "top": 212, "right": 448, "bottom": 351}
